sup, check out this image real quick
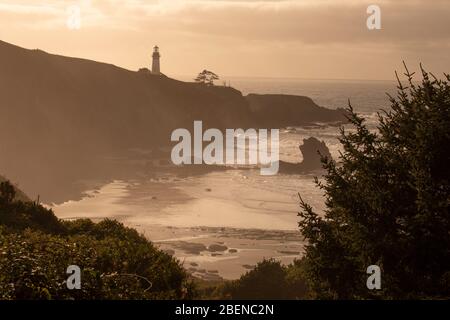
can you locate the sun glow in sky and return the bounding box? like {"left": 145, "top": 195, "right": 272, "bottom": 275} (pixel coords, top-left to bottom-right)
{"left": 0, "top": 0, "right": 449, "bottom": 80}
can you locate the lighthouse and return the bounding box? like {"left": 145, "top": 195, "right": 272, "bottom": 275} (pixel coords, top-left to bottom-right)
{"left": 152, "top": 45, "right": 161, "bottom": 75}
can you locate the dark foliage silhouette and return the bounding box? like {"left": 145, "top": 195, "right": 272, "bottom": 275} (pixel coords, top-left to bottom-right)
{"left": 298, "top": 65, "right": 450, "bottom": 299}
{"left": 0, "top": 181, "right": 193, "bottom": 299}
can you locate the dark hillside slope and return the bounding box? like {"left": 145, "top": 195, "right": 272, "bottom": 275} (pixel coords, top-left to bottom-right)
{"left": 0, "top": 41, "right": 252, "bottom": 200}
{"left": 0, "top": 40, "right": 345, "bottom": 201}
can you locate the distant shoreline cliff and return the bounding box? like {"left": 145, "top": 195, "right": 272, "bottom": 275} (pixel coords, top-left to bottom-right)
{"left": 246, "top": 94, "right": 346, "bottom": 127}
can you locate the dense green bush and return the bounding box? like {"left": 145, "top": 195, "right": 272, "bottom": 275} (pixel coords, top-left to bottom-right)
{"left": 0, "top": 181, "right": 193, "bottom": 300}
{"left": 219, "top": 259, "right": 310, "bottom": 300}
{"left": 0, "top": 181, "right": 63, "bottom": 234}
{"left": 299, "top": 66, "right": 450, "bottom": 299}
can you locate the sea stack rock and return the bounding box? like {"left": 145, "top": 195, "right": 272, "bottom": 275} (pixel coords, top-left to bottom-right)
{"left": 299, "top": 137, "right": 332, "bottom": 171}
{"left": 279, "top": 137, "right": 332, "bottom": 173}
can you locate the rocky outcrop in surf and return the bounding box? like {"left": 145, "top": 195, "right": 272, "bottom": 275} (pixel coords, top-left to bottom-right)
{"left": 279, "top": 137, "right": 332, "bottom": 173}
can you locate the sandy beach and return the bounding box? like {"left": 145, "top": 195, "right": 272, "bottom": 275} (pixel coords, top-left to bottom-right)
{"left": 52, "top": 167, "right": 326, "bottom": 279}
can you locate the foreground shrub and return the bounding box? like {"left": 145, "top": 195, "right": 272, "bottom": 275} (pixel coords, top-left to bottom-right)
{"left": 0, "top": 181, "right": 193, "bottom": 300}
{"left": 298, "top": 66, "right": 450, "bottom": 299}
{"left": 219, "top": 259, "right": 310, "bottom": 300}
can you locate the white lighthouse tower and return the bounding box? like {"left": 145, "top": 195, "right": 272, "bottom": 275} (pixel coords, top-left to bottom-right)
{"left": 152, "top": 45, "right": 161, "bottom": 75}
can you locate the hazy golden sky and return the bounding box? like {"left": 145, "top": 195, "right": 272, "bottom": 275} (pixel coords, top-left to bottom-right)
{"left": 1, "top": 0, "right": 449, "bottom": 80}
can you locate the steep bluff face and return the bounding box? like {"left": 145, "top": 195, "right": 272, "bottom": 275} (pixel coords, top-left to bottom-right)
{"left": 0, "top": 40, "right": 254, "bottom": 200}
{"left": 0, "top": 40, "right": 253, "bottom": 153}
{"left": 246, "top": 94, "right": 347, "bottom": 127}
{"left": 0, "top": 40, "right": 345, "bottom": 201}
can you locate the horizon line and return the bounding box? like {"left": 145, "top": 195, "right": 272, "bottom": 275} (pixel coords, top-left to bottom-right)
{"left": 171, "top": 74, "right": 399, "bottom": 83}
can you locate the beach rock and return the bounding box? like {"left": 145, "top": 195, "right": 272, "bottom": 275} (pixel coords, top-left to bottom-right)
{"left": 279, "top": 137, "right": 332, "bottom": 173}
{"left": 208, "top": 270, "right": 219, "bottom": 274}
{"left": 170, "top": 241, "right": 207, "bottom": 255}
{"left": 278, "top": 250, "right": 300, "bottom": 255}
{"left": 208, "top": 244, "right": 228, "bottom": 252}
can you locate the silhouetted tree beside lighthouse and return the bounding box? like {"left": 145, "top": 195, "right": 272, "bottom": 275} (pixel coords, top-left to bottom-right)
{"left": 195, "top": 70, "right": 219, "bottom": 86}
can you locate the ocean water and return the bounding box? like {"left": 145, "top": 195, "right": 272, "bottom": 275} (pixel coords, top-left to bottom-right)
{"left": 227, "top": 77, "right": 397, "bottom": 115}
